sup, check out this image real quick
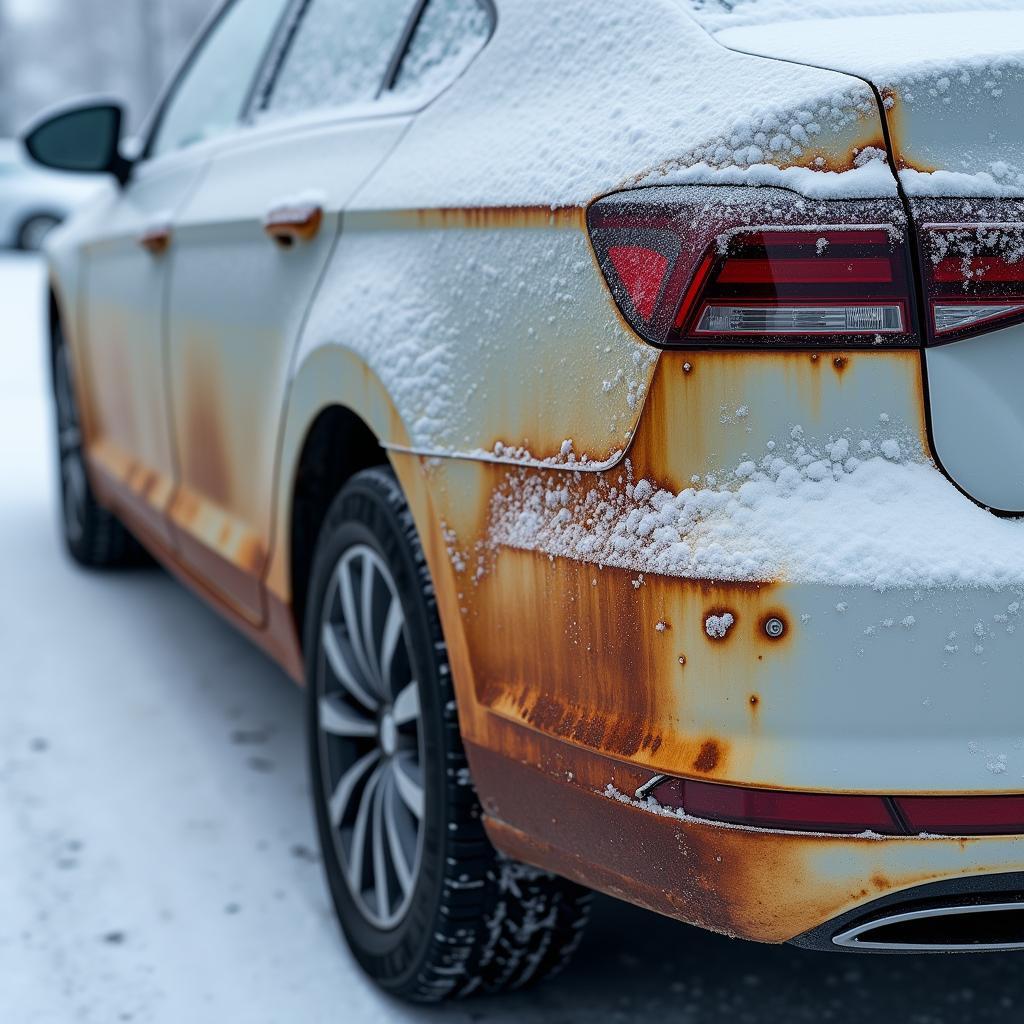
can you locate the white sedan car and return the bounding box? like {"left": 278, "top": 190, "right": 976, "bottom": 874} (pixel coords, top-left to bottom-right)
{"left": 0, "top": 139, "right": 103, "bottom": 250}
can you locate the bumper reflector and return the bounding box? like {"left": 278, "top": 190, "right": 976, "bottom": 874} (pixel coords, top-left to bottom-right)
{"left": 638, "top": 776, "right": 1024, "bottom": 837}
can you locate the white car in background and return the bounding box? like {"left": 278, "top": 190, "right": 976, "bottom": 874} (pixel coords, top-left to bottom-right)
{"left": 0, "top": 139, "right": 103, "bottom": 250}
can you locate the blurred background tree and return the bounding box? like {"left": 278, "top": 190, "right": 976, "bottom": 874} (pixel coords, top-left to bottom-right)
{"left": 0, "top": 0, "right": 217, "bottom": 137}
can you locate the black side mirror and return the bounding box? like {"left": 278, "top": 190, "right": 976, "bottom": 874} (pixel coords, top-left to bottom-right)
{"left": 22, "top": 101, "right": 132, "bottom": 185}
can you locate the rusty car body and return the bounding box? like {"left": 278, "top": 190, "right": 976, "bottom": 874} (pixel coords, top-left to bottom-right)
{"left": 24, "top": 0, "right": 1024, "bottom": 999}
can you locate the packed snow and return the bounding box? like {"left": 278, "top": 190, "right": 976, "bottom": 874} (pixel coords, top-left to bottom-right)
{"left": 354, "top": 0, "right": 895, "bottom": 210}
{"left": 710, "top": 10, "right": 1024, "bottom": 198}
{"left": 489, "top": 422, "right": 1024, "bottom": 592}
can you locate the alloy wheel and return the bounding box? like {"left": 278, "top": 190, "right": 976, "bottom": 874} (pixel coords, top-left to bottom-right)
{"left": 316, "top": 543, "right": 425, "bottom": 930}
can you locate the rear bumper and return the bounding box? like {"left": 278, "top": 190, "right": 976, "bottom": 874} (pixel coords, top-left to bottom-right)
{"left": 470, "top": 731, "right": 1024, "bottom": 945}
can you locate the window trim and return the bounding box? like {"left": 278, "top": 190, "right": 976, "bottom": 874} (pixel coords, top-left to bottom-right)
{"left": 247, "top": 0, "right": 497, "bottom": 125}
{"left": 381, "top": 0, "right": 497, "bottom": 97}
{"left": 140, "top": 0, "right": 297, "bottom": 163}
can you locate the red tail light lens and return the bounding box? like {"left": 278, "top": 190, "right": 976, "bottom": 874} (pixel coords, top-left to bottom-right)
{"left": 920, "top": 224, "right": 1024, "bottom": 344}
{"left": 588, "top": 189, "right": 916, "bottom": 348}
{"left": 684, "top": 230, "right": 909, "bottom": 341}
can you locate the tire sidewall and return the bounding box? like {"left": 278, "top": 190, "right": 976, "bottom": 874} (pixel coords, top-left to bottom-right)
{"left": 304, "top": 471, "right": 449, "bottom": 993}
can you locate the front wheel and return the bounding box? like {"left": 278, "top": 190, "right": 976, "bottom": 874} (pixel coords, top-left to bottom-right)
{"left": 305, "top": 467, "right": 591, "bottom": 1002}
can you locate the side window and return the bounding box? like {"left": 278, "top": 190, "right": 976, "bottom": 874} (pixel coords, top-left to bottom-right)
{"left": 150, "top": 0, "right": 292, "bottom": 157}
{"left": 263, "top": 0, "right": 415, "bottom": 119}
{"left": 391, "top": 0, "right": 492, "bottom": 101}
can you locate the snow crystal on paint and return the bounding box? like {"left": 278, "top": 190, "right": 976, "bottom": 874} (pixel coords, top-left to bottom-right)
{"left": 705, "top": 613, "right": 735, "bottom": 638}
{"left": 488, "top": 423, "right": 1024, "bottom": 591}
{"left": 355, "top": 0, "right": 894, "bottom": 210}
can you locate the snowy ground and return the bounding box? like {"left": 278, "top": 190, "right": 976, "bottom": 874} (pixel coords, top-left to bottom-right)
{"left": 1, "top": 253, "right": 1022, "bottom": 1023}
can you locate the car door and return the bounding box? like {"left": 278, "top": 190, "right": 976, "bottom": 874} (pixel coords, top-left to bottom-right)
{"left": 79, "top": 0, "right": 292, "bottom": 550}
{"left": 163, "top": 0, "right": 419, "bottom": 623}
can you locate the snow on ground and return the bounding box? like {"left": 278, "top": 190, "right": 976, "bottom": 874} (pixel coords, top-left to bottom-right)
{"left": 2, "top": 253, "right": 1024, "bottom": 1022}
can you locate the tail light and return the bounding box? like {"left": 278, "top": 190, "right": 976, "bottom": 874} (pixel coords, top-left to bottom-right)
{"left": 588, "top": 188, "right": 917, "bottom": 348}
{"left": 919, "top": 223, "right": 1024, "bottom": 344}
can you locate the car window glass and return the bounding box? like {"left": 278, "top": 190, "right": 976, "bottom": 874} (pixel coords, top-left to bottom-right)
{"left": 263, "top": 0, "right": 415, "bottom": 119}
{"left": 151, "top": 0, "right": 291, "bottom": 157}
{"left": 390, "top": 0, "right": 491, "bottom": 101}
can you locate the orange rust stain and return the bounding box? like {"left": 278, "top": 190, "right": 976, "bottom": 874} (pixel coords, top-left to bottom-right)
{"left": 871, "top": 873, "right": 891, "bottom": 891}
{"left": 180, "top": 337, "right": 232, "bottom": 509}
{"left": 749, "top": 694, "right": 760, "bottom": 709}
{"left": 878, "top": 88, "right": 939, "bottom": 175}
{"left": 692, "top": 739, "right": 723, "bottom": 774}
{"left": 403, "top": 206, "right": 586, "bottom": 232}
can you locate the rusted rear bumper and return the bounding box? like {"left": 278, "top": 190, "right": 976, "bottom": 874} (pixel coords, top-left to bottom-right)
{"left": 469, "top": 728, "right": 1024, "bottom": 945}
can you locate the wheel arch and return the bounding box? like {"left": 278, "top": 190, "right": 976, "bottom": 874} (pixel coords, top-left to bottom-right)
{"left": 288, "top": 403, "right": 388, "bottom": 641}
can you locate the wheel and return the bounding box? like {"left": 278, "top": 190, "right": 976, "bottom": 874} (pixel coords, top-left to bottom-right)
{"left": 53, "top": 324, "right": 142, "bottom": 567}
{"left": 306, "top": 466, "right": 591, "bottom": 1002}
{"left": 17, "top": 212, "right": 61, "bottom": 251}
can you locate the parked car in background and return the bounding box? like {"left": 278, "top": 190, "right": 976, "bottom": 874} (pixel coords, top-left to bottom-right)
{"left": 21, "top": 0, "right": 1024, "bottom": 1005}
{"left": 0, "top": 138, "right": 103, "bottom": 250}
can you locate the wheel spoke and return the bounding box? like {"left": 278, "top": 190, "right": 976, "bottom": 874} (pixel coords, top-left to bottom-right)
{"left": 393, "top": 752, "right": 424, "bottom": 820}
{"left": 319, "top": 692, "right": 376, "bottom": 738}
{"left": 347, "top": 763, "right": 383, "bottom": 892}
{"left": 392, "top": 681, "right": 420, "bottom": 727}
{"left": 378, "top": 596, "right": 404, "bottom": 699}
{"left": 371, "top": 778, "right": 390, "bottom": 919}
{"left": 338, "top": 560, "right": 377, "bottom": 698}
{"left": 383, "top": 773, "right": 414, "bottom": 896}
{"left": 322, "top": 621, "right": 378, "bottom": 713}
{"left": 328, "top": 748, "right": 380, "bottom": 827}
{"left": 360, "top": 552, "right": 384, "bottom": 695}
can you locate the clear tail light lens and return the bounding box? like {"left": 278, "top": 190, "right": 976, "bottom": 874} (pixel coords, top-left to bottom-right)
{"left": 588, "top": 189, "right": 917, "bottom": 348}
{"left": 919, "top": 223, "right": 1024, "bottom": 344}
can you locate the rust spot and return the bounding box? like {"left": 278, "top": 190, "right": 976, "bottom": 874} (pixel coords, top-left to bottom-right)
{"left": 678, "top": 654, "right": 687, "bottom": 667}
{"left": 832, "top": 355, "right": 848, "bottom": 375}
{"left": 749, "top": 694, "right": 760, "bottom": 709}
{"left": 401, "top": 206, "right": 586, "bottom": 232}
{"left": 692, "top": 739, "right": 722, "bottom": 774}
{"left": 871, "top": 873, "right": 891, "bottom": 891}
{"left": 810, "top": 352, "right": 820, "bottom": 363}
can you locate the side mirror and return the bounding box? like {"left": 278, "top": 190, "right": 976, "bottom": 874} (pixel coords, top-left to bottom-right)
{"left": 22, "top": 101, "right": 132, "bottom": 185}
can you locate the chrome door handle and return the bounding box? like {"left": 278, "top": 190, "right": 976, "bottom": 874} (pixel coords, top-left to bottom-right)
{"left": 264, "top": 198, "right": 324, "bottom": 248}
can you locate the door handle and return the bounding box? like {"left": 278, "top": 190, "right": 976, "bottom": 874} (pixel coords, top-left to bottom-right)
{"left": 138, "top": 224, "right": 172, "bottom": 256}
{"left": 264, "top": 198, "right": 324, "bottom": 248}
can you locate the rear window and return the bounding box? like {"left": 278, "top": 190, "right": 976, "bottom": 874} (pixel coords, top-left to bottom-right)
{"left": 263, "top": 0, "right": 415, "bottom": 119}
{"left": 685, "top": 0, "right": 1021, "bottom": 29}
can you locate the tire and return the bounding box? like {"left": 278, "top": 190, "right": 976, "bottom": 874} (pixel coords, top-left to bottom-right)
{"left": 53, "top": 323, "right": 142, "bottom": 568}
{"left": 18, "top": 213, "right": 61, "bottom": 252}
{"left": 305, "top": 466, "right": 591, "bottom": 1003}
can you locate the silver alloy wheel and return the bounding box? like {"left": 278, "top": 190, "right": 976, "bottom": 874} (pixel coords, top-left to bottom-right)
{"left": 54, "top": 345, "right": 86, "bottom": 544}
{"left": 317, "top": 544, "right": 425, "bottom": 929}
